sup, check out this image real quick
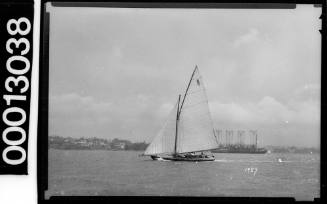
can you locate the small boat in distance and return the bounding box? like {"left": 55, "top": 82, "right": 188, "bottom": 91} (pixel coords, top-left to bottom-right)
{"left": 143, "top": 66, "right": 219, "bottom": 161}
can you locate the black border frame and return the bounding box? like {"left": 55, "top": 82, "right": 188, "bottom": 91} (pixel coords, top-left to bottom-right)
{"left": 38, "top": 1, "right": 326, "bottom": 203}
{"left": 0, "top": 0, "right": 34, "bottom": 175}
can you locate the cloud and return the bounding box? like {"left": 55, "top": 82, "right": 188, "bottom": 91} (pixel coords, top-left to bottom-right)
{"left": 50, "top": 93, "right": 113, "bottom": 115}
{"left": 156, "top": 103, "right": 174, "bottom": 118}
{"left": 209, "top": 101, "right": 255, "bottom": 124}
{"left": 209, "top": 95, "right": 320, "bottom": 146}
{"left": 293, "top": 83, "right": 320, "bottom": 101}
{"left": 112, "top": 46, "right": 123, "bottom": 58}
{"left": 49, "top": 93, "right": 116, "bottom": 138}
{"left": 256, "top": 96, "right": 292, "bottom": 123}
{"left": 49, "top": 92, "right": 164, "bottom": 141}
{"left": 210, "top": 95, "right": 319, "bottom": 125}
{"left": 233, "top": 28, "right": 259, "bottom": 47}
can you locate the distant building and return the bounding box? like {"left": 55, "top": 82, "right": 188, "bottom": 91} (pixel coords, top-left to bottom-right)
{"left": 112, "top": 142, "right": 125, "bottom": 150}
{"left": 76, "top": 139, "right": 90, "bottom": 147}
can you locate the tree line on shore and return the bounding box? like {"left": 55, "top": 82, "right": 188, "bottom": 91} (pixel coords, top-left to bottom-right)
{"left": 49, "top": 135, "right": 149, "bottom": 151}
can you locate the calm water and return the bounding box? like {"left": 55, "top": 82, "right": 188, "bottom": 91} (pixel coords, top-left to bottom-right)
{"left": 46, "top": 149, "right": 319, "bottom": 200}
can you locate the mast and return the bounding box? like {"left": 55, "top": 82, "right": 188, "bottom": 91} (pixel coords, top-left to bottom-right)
{"left": 174, "top": 94, "right": 181, "bottom": 155}
{"left": 179, "top": 65, "right": 198, "bottom": 116}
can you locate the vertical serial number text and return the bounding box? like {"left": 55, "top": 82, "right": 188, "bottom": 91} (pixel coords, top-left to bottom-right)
{"left": 2, "top": 17, "right": 31, "bottom": 165}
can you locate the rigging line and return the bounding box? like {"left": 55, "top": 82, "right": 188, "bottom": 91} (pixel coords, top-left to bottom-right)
{"left": 179, "top": 65, "right": 198, "bottom": 116}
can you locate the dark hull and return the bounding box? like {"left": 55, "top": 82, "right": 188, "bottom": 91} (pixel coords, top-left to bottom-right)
{"left": 150, "top": 155, "right": 160, "bottom": 160}
{"left": 162, "top": 156, "right": 215, "bottom": 162}
{"left": 151, "top": 155, "right": 215, "bottom": 162}
{"left": 211, "top": 149, "right": 267, "bottom": 154}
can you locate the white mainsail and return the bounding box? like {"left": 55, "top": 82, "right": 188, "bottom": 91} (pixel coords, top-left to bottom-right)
{"left": 144, "top": 66, "right": 218, "bottom": 156}
{"left": 176, "top": 67, "right": 217, "bottom": 153}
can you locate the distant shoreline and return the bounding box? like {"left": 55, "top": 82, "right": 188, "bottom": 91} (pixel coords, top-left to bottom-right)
{"left": 49, "top": 135, "right": 320, "bottom": 154}
{"left": 48, "top": 147, "right": 320, "bottom": 154}
{"left": 49, "top": 147, "right": 144, "bottom": 152}
{"left": 49, "top": 135, "right": 149, "bottom": 151}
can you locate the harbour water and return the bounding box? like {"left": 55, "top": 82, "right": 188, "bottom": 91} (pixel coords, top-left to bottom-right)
{"left": 46, "top": 149, "right": 319, "bottom": 200}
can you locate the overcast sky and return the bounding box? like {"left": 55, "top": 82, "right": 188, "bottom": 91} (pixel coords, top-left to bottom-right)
{"left": 47, "top": 5, "right": 321, "bottom": 147}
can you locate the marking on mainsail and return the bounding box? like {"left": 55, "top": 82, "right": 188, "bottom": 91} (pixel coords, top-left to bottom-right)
{"left": 197, "top": 79, "right": 200, "bottom": 86}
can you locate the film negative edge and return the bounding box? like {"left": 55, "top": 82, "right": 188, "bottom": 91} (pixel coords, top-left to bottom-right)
{"left": 0, "top": 0, "right": 34, "bottom": 174}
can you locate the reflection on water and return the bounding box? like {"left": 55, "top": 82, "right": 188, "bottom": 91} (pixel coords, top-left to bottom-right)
{"left": 46, "top": 150, "right": 319, "bottom": 200}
